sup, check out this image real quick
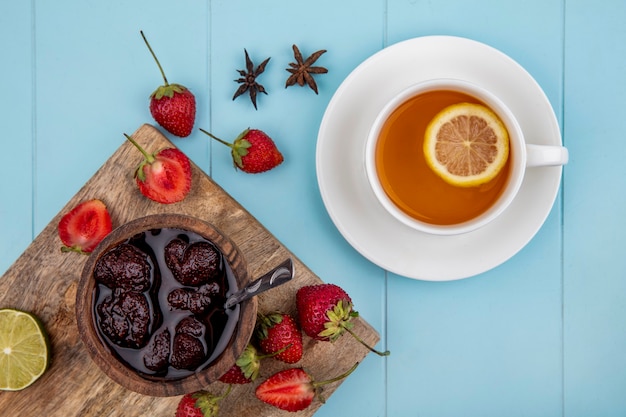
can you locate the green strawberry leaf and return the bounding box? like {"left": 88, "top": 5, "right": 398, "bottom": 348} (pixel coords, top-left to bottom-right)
{"left": 234, "top": 344, "right": 260, "bottom": 380}
{"left": 135, "top": 161, "right": 148, "bottom": 182}
{"left": 318, "top": 300, "right": 355, "bottom": 342}
{"left": 231, "top": 139, "right": 251, "bottom": 169}
{"left": 191, "top": 386, "right": 232, "bottom": 417}
{"left": 151, "top": 83, "right": 187, "bottom": 100}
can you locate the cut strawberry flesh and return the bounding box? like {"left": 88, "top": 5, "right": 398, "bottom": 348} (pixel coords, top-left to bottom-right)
{"left": 136, "top": 148, "right": 191, "bottom": 204}
{"left": 58, "top": 199, "right": 112, "bottom": 253}
{"left": 255, "top": 368, "right": 314, "bottom": 412}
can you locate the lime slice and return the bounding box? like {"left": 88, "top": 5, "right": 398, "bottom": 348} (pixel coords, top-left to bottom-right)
{"left": 424, "top": 102, "right": 509, "bottom": 187}
{"left": 0, "top": 308, "right": 50, "bottom": 391}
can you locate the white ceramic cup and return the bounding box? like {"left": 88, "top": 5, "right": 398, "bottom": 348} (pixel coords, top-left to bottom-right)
{"left": 364, "top": 78, "right": 569, "bottom": 236}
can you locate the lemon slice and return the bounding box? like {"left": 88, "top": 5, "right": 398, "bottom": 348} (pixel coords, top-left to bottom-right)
{"left": 424, "top": 102, "right": 509, "bottom": 187}
{"left": 0, "top": 308, "right": 50, "bottom": 391}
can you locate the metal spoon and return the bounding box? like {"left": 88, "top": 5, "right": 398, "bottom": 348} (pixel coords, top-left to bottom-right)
{"left": 224, "top": 258, "right": 294, "bottom": 309}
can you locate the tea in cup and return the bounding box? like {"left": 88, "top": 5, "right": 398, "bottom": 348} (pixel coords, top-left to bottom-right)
{"left": 364, "top": 78, "right": 568, "bottom": 235}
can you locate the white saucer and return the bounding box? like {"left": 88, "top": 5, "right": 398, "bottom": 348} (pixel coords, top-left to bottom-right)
{"left": 315, "top": 36, "right": 564, "bottom": 281}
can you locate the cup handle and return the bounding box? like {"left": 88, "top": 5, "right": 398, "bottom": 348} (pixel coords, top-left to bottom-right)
{"left": 525, "top": 143, "right": 569, "bottom": 168}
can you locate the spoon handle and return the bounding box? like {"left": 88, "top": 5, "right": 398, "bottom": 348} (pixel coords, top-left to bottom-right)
{"left": 224, "top": 258, "right": 294, "bottom": 309}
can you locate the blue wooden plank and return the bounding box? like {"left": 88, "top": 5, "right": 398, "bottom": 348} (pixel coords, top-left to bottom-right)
{"left": 209, "top": 1, "right": 387, "bottom": 416}
{"left": 0, "top": 1, "right": 34, "bottom": 275}
{"left": 386, "top": 0, "right": 565, "bottom": 415}
{"left": 563, "top": 1, "right": 626, "bottom": 415}
{"left": 387, "top": 212, "right": 563, "bottom": 416}
{"left": 14, "top": 0, "right": 626, "bottom": 416}
{"left": 33, "top": 0, "right": 210, "bottom": 233}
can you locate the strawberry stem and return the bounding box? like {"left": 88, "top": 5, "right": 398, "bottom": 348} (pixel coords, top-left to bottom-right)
{"left": 140, "top": 30, "right": 169, "bottom": 86}
{"left": 258, "top": 343, "right": 292, "bottom": 360}
{"left": 344, "top": 326, "right": 390, "bottom": 356}
{"left": 214, "top": 384, "right": 232, "bottom": 401}
{"left": 199, "top": 128, "right": 233, "bottom": 148}
{"left": 124, "top": 133, "right": 155, "bottom": 163}
{"left": 312, "top": 362, "right": 359, "bottom": 389}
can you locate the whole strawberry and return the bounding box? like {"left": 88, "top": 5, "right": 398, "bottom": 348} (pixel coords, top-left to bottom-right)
{"left": 255, "top": 312, "right": 303, "bottom": 364}
{"left": 218, "top": 344, "right": 260, "bottom": 385}
{"left": 255, "top": 363, "right": 359, "bottom": 412}
{"left": 218, "top": 364, "right": 252, "bottom": 385}
{"left": 175, "top": 387, "right": 231, "bottom": 417}
{"left": 58, "top": 199, "right": 112, "bottom": 254}
{"left": 141, "top": 31, "right": 196, "bottom": 137}
{"left": 296, "top": 283, "right": 390, "bottom": 356}
{"left": 124, "top": 133, "right": 192, "bottom": 204}
{"left": 199, "top": 128, "right": 283, "bottom": 173}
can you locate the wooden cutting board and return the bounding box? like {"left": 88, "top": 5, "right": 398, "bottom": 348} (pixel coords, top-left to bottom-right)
{"left": 0, "top": 124, "right": 380, "bottom": 416}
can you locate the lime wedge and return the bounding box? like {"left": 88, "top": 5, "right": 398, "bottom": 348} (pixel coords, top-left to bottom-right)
{"left": 0, "top": 308, "right": 50, "bottom": 391}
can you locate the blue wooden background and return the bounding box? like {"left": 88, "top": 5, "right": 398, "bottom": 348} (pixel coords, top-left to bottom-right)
{"left": 1, "top": 1, "right": 624, "bottom": 416}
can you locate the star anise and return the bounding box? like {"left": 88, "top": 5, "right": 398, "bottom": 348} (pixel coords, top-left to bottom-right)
{"left": 285, "top": 44, "right": 328, "bottom": 94}
{"left": 233, "top": 49, "right": 271, "bottom": 110}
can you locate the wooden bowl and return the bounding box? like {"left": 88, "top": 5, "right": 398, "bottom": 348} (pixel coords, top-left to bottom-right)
{"left": 76, "top": 214, "right": 257, "bottom": 397}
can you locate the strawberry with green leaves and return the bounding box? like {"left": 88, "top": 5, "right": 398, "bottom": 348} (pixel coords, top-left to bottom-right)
{"left": 199, "top": 128, "right": 283, "bottom": 174}
{"left": 58, "top": 199, "right": 112, "bottom": 254}
{"left": 255, "top": 363, "right": 359, "bottom": 412}
{"left": 175, "top": 386, "right": 231, "bottom": 417}
{"left": 217, "top": 344, "right": 261, "bottom": 385}
{"left": 124, "top": 133, "right": 192, "bottom": 204}
{"left": 140, "top": 31, "right": 196, "bottom": 137}
{"left": 217, "top": 339, "right": 298, "bottom": 385}
{"left": 255, "top": 312, "right": 303, "bottom": 364}
{"left": 218, "top": 364, "right": 252, "bottom": 385}
{"left": 296, "top": 283, "right": 390, "bottom": 356}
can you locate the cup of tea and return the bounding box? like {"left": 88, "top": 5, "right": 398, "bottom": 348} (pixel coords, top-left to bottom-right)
{"left": 364, "top": 78, "right": 568, "bottom": 235}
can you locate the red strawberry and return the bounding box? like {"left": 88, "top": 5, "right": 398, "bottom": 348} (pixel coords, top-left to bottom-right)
{"left": 255, "top": 363, "right": 359, "bottom": 412}
{"left": 255, "top": 312, "right": 303, "bottom": 364}
{"left": 140, "top": 31, "right": 196, "bottom": 137}
{"left": 296, "top": 284, "right": 390, "bottom": 356}
{"left": 218, "top": 364, "right": 252, "bottom": 385}
{"left": 218, "top": 344, "right": 260, "bottom": 385}
{"left": 175, "top": 387, "right": 231, "bottom": 417}
{"left": 124, "top": 133, "right": 192, "bottom": 204}
{"left": 58, "top": 199, "right": 112, "bottom": 254}
{"left": 199, "top": 128, "right": 283, "bottom": 173}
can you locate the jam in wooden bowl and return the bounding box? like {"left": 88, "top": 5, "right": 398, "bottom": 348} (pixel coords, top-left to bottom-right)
{"left": 76, "top": 214, "right": 257, "bottom": 397}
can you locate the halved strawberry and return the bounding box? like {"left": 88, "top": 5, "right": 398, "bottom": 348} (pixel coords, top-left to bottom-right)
{"left": 124, "top": 133, "right": 192, "bottom": 204}
{"left": 296, "top": 283, "right": 390, "bottom": 356}
{"left": 255, "top": 363, "right": 359, "bottom": 412}
{"left": 58, "top": 199, "right": 112, "bottom": 254}
{"left": 255, "top": 312, "right": 303, "bottom": 364}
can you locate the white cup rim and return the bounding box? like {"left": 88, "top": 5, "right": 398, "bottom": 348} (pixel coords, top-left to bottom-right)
{"left": 364, "top": 78, "right": 526, "bottom": 236}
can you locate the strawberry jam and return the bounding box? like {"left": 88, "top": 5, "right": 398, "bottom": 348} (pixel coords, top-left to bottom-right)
{"left": 92, "top": 227, "right": 239, "bottom": 380}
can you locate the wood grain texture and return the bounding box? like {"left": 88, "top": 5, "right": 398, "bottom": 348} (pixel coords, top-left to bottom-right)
{"left": 0, "top": 124, "right": 380, "bottom": 416}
